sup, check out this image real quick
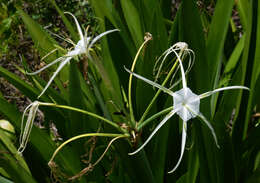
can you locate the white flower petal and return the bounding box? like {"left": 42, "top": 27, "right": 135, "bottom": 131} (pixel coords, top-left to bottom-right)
{"left": 171, "top": 49, "right": 187, "bottom": 89}
{"left": 20, "top": 103, "right": 34, "bottom": 145}
{"left": 18, "top": 101, "right": 40, "bottom": 154}
{"left": 64, "top": 12, "right": 84, "bottom": 42}
{"left": 199, "top": 86, "right": 249, "bottom": 99}
{"left": 38, "top": 57, "right": 72, "bottom": 98}
{"left": 26, "top": 56, "right": 65, "bottom": 75}
{"left": 196, "top": 112, "right": 220, "bottom": 148}
{"left": 129, "top": 108, "right": 180, "bottom": 155}
{"left": 168, "top": 120, "right": 187, "bottom": 173}
{"left": 124, "top": 66, "right": 174, "bottom": 96}
{"left": 173, "top": 88, "right": 200, "bottom": 121}
{"left": 66, "top": 39, "right": 85, "bottom": 56}
{"left": 88, "top": 29, "right": 120, "bottom": 49}
{"left": 177, "top": 107, "right": 193, "bottom": 122}
{"left": 153, "top": 47, "right": 179, "bottom": 82}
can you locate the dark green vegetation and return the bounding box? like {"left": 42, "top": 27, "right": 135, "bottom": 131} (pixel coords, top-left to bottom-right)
{"left": 0, "top": 0, "right": 259, "bottom": 182}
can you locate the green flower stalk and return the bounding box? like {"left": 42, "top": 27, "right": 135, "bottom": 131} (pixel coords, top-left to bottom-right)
{"left": 26, "top": 12, "right": 119, "bottom": 98}
{"left": 128, "top": 32, "right": 153, "bottom": 125}
{"left": 126, "top": 42, "right": 249, "bottom": 173}
{"left": 18, "top": 101, "right": 125, "bottom": 154}
{"left": 48, "top": 133, "right": 129, "bottom": 166}
{"left": 138, "top": 42, "right": 193, "bottom": 124}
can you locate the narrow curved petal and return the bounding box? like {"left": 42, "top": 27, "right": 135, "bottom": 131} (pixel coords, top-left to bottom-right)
{"left": 84, "top": 26, "right": 90, "bottom": 43}
{"left": 38, "top": 57, "right": 72, "bottom": 98}
{"left": 64, "top": 12, "right": 84, "bottom": 42}
{"left": 26, "top": 56, "right": 65, "bottom": 75}
{"left": 124, "top": 66, "right": 174, "bottom": 96}
{"left": 172, "top": 49, "right": 187, "bottom": 89}
{"left": 169, "top": 49, "right": 194, "bottom": 90}
{"left": 18, "top": 102, "right": 39, "bottom": 154}
{"left": 129, "top": 108, "right": 179, "bottom": 155}
{"left": 185, "top": 105, "right": 219, "bottom": 148}
{"left": 199, "top": 86, "right": 250, "bottom": 99}
{"left": 154, "top": 47, "right": 179, "bottom": 82}
{"left": 88, "top": 29, "right": 120, "bottom": 49}
{"left": 20, "top": 103, "right": 34, "bottom": 145}
{"left": 153, "top": 45, "right": 175, "bottom": 75}
{"left": 197, "top": 112, "right": 220, "bottom": 148}
{"left": 18, "top": 107, "right": 36, "bottom": 153}
{"left": 168, "top": 120, "right": 187, "bottom": 173}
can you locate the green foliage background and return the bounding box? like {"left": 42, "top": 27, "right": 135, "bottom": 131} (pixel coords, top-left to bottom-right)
{"left": 0, "top": 0, "right": 259, "bottom": 182}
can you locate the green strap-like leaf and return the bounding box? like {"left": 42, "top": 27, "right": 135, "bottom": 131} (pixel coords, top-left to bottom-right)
{"left": 0, "top": 148, "right": 37, "bottom": 183}
{"left": 243, "top": 0, "right": 260, "bottom": 139}
{"left": 0, "top": 129, "right": 31, "bottom": 174}
{"left": 0, "top": 176, "right": 13, "bottom": 183}
{"left": 0, "top": 66, "right": 39, "bottom": 100}
{"left": 120, "top": 0, "right": 143, "bottom": 47}
{"left": 16, "top": 7, "right": 59, "bottom": 64}
{"left": 48, "top": 0, "right": 78, "bottom": 41}
{"left": 0, "top": 133, "right": 37, "bottom": 183}
{"left": 206, "top": 0, "right": 235, "bottom": 86}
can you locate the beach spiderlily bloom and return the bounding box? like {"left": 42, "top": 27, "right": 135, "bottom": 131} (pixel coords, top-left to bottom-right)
{"left": 27, "top": 12, "right": 119, "bottom": 98}
{"left": 18, "top": 101, "right": 40, "bottom": 154}
{"left": 126, "top": 42, "right": 249, "bottom": 173}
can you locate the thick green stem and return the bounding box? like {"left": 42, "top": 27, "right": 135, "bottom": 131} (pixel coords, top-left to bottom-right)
{"left": 40, "top": 102, "right": 124, "bottom": 132}
{"left": 138, "top": 61, "right": 178, "bottom": 125}
{"left": 138, "top": 48, "right": 186, "bottom": 126}
{"left": 137, "top": 106, "right": 173, "bottom": 131}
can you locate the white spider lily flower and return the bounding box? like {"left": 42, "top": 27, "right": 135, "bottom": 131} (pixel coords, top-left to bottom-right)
{"left": 18, "top": 101, "right": 40, "bottom": 154}
{"left": 126, "top": 42, "right": 249, "bottom": 173}
{"left": 153, "top": 42, "right": 195, "bottom": 89}
{"left": 27, "top": 12, "right": 119, "bottom": 98}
